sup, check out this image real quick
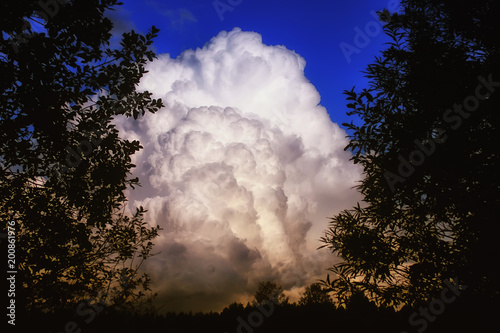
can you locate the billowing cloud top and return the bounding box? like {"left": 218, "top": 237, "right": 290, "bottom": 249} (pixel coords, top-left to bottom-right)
{"left": 116, "top": 28, "right": 362, "bottom": 312}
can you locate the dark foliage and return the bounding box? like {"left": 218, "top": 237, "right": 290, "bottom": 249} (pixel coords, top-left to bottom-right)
{"left": 18, "top": 294, "right": 498, "bottom": 333}
{"left": 320, "top": 0, "right": 500, "bottom": 310}
{"left": 1, "top": 0, "right": 163, "bottom": 314}
{"left": 253, "top": 281, "right": 289, "bottom": 305}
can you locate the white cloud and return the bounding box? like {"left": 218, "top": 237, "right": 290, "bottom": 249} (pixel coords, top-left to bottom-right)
{"left": 115, "top": 28, "right": 362, "bottom": 312}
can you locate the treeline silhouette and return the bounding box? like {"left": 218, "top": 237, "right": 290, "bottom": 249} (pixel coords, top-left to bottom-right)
{"left": 19, "top": 282, "right": 498, "bottom": 333}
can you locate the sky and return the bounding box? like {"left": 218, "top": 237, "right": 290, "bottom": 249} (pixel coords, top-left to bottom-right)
{"left": 106, "top": 0, "right": 401, "bottom": 313}
{"left": 109, "top": 0, "right": 401, "bottom": 127}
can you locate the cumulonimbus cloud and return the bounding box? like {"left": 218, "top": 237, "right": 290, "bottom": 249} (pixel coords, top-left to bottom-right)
{"left": 115, "top": 28, "right": 362, "bottom": 312}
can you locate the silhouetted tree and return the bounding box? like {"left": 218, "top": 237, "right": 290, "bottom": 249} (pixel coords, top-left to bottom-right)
{"left": 221, "top": 301, "right": 245, "bottom": 315}
{"left": 321, "top": 0, "right": 500, "bottom": 308}
{"left": 0, "top": 0, "right": 163, "bottom": 313}
{"left": 253, "top": 281, "right": 289, "bottom": 305}
{"left": 298, "top": 283, "right": 333, "bottom": 306}
{"left": 344, "top": 290, "right": 377, "bottom": 313}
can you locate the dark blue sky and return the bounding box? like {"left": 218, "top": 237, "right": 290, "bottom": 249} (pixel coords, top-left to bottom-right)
{"left": 112, "top": 0, "right": 400, "bottom": 128}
